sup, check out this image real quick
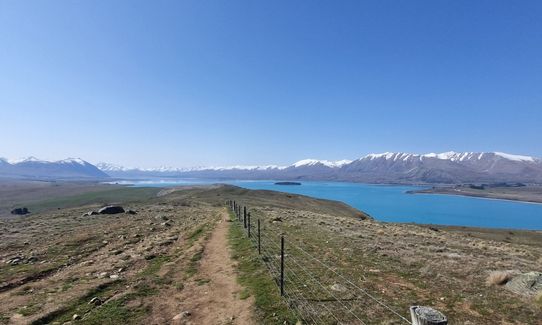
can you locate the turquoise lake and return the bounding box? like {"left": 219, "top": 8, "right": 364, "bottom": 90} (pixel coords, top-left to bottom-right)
{"left": 118, "top": 179, "right": 542, "bottom": 230}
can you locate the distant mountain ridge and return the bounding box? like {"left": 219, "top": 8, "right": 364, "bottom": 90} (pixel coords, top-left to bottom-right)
{"left": 2, "top": 152, "right": 541, "bottom": 184}
{"left": 99, "top": 151, "right": 542, "bottom": 184}
{"left": 0, "top": 157, "right": 109, "bottom": 179}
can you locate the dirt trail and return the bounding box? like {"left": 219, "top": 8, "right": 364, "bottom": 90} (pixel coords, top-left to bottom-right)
{"left": 173, "top": 211, "right": 254, "bottom": 325}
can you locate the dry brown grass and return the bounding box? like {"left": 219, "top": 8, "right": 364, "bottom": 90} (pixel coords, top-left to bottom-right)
{"left": 486, "top": 270, "right": 516, "bottom": 286}
{"left": 536, "top": 291, "right": 542, "bottom": 305}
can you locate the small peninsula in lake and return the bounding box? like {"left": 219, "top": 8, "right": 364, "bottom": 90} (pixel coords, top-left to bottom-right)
{"left": 275, "top": 181, "right": 302, "bottom": 186}
{"left": 409, "top": 183, "right": 542, "bottom": 204}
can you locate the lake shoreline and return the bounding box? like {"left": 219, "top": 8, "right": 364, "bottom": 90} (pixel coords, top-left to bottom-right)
{"left": 408, "top": 186, "right": 542, "bottom": 205}
{"left": 107, "top": 178, "right": 542, "bottom": 230}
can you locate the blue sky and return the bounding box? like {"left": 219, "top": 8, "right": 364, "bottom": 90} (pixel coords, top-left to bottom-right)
{"left": 1, "top": 1, "right": 541, "bottom": 168}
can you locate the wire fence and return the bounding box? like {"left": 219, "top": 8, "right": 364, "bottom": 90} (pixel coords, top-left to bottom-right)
{"left": 227, "top": 200, "right": 414, "bottom": 325}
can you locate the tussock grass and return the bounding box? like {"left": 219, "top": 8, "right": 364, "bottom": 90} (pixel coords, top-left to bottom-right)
{"left": 486, "top": 270, "right": 516, "bottom": 286}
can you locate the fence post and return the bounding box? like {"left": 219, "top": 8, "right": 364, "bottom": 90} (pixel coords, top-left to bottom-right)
{"left": 243, "top": 207, "right": 247, "bottom": 228}
{"left": 257, "top": 219, "right": 261, "bottom": 255}
{"left": 410, "top": 306, "right": 447, "bottom": 325}
{"left": 243, "top": 207, "right": 247, "bottom": 229}
{"left": 247, "top": 213, "right": 251, "bottom": 237}
{"left": 280, "top": 235, "right": 285, "bottom": 297}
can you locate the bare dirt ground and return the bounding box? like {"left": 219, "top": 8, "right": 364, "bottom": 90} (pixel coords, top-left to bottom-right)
{"left": 173, "top": 211, "right": 254, "bottom": 325}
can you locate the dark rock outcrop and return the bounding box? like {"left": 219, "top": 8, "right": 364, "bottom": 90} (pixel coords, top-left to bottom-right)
{"left": 11, "top": 207, "right": 29, "bottom": 215}
{"left": 98, "top": 206, "right": 125, "bottom": 214}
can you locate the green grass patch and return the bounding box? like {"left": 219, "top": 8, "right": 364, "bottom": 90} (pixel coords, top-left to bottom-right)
{"left": 186, "top": 248, "right": 205, "bottom": 277}
{"left": 187, "top": 224, "right": 208, "bottom": 246}
{"left": 79, "top": 298, "right": 147, "bottom": 325}
{"left": 132, "top": 282, "right": 158, "bottom": 297}
{"left": 0, "top": 314, "right": 9, "bottom": 324}
{"left": 138, "top": 255, "right": 170, "bottom": 277}
{"left": 32, "top": 281, "right": 123, "bottom": 324}
{"left": 227, "top": 211, "right": 298, "bottom": 324}
{"left": 17, "top": 304, "right": 42, "bottom": 316}
{"left": 239, "top": 288, "right": 251, "bottom": 300}
{"left": 32, "top": 279, "right": 154, "bottom": 325}
{"left": 174, "top": 282, "right": 185, "bottom": 291}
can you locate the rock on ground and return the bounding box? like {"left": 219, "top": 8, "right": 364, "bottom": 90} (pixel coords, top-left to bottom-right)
{"left": 505, "top": 272, "right": 542, "bottom": 296}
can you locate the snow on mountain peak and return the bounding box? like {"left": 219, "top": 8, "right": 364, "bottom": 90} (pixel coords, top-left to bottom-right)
{"left": 494, "top": 152, "right": 535, "bottom": 162}
{"left": 292, "top": 159, "right": 352, "bottom": 168}
{"left": 8, "top": 157, "right": 90, "bottom": 165}
{"left": 8, "top": 156, "right": 46, "bottom": 164}
{"left": 96, "top": 162, "right": 140, "bottom": 172}
{"left": 360, "top": 151, "right": 538, "bottom": 163}
{"left": 58, "top": 158, "right": 88, "bottom": 165}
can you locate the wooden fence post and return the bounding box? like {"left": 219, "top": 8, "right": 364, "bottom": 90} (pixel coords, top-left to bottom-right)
{"left": 243, "top": 207, "right": 247, "bottom": 229}
{"left": 257, "top": 219, "right": 261, "bottom": 255}
{"left": 280, "top": 235, "right": 285, "bottom": 297}
{"left": 247, "top": 213, "right": 251, "bottom": 237}
{"left": 410, "top": 306, "right": 447, "bottom": 325}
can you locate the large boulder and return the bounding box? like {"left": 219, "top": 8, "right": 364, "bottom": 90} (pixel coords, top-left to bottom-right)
{"left": 505, "top": 271, "right": 542, "bottom": 296}
{"left": 11, "top": 207, "right": 29, "bottom": 215}
{"left": 98, "top": 206, "right": 125, "bottom": 214}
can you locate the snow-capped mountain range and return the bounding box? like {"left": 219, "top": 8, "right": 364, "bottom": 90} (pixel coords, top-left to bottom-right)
{"left": 1, "top": 151, "right": 541, "bottom": 184}
{"left": 0, "top": 157, "right": 108, "bottom": 179}
{"left": 96, "top": 151, "right": 542, "bottom": 184}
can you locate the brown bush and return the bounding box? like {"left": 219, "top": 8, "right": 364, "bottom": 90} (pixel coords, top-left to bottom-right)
{"left": 486, "top": 270, "right": 515, "bottom": 286}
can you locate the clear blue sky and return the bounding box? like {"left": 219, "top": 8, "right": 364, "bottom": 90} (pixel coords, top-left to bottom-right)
{"left": 1, "top": 1, "right": 541, "bottom": 168}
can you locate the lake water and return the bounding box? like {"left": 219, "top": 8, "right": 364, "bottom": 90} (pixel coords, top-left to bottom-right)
{"left": 116, "top": 179, "right": 542, "bottom": 230}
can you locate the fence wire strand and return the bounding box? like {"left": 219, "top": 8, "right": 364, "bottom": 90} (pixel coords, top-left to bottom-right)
{"left": 227, "top": 203, "right": 411, "bottom": 325}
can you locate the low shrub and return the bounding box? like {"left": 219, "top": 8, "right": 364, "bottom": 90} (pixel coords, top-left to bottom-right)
{"left": 486, "top": 270, "right": 516, "bottom": 286}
